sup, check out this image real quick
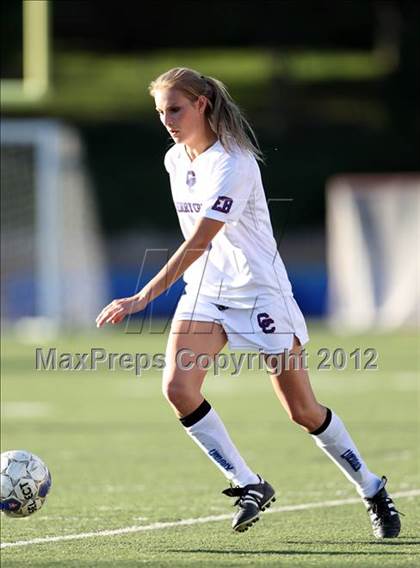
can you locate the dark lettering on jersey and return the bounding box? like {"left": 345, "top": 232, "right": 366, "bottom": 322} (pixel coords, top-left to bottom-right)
{"left": 176, "top": 201, "right": 202, "bottom": 213}
{"left": 211, "top": 196, "right": 233, "bottom": 213}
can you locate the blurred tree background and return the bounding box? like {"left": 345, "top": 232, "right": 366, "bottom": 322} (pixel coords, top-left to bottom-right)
{"left": 2, "top": 0, "right": 419, "bottom": 314}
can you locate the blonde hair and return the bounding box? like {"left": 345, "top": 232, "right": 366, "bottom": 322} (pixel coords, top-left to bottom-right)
{"left": 149, "top": 67, "right": 264, "bottom": 162}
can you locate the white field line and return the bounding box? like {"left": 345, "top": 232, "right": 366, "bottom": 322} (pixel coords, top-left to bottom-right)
{"left": 1, "top": 489, "right": 419, "bottom": 550}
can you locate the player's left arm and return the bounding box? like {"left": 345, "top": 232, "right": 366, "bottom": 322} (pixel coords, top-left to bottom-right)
{"left": 96, "top": 217, "right": 224, "bottom": 327}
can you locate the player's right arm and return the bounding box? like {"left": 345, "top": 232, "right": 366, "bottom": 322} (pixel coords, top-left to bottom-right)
{"left": 95, "top": 216, "right": 224, "bottom": 328}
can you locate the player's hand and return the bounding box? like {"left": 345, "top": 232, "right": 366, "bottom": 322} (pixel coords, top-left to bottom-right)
{"left": 95, "top": 295, "right": 148, "bottom": 328}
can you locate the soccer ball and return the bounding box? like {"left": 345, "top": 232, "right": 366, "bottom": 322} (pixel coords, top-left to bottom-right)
{"left": 0, "top": 450, "right": 52, "bottom": 517}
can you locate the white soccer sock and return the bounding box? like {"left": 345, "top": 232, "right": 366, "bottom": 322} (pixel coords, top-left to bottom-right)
{"left": 310, "top": 408, "right": 381, "bottom": 498}
{"left": 180, "top": 400, "right": 260, "bottom": 487}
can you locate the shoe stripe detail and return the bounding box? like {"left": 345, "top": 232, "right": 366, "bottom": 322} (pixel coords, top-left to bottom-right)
{"left": 248, "top": 490, "right": 264, "bottom": 498}
{"left": 241, "top": 498, "right": 259, "bottom": 506}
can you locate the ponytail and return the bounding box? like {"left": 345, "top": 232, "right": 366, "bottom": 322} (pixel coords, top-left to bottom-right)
{"left": 149, "top": 67, "right": 264, "bottom": 162}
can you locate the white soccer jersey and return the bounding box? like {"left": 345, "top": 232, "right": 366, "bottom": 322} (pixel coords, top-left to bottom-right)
{"left": 164, "top": 140, "right": 293, "bottom": 308}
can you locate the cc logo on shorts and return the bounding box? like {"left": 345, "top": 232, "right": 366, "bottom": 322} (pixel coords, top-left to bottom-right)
{"left": 257, "top": 312, "right": 276, "bottom": 334}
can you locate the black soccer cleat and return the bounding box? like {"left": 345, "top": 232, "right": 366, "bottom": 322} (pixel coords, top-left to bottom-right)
{"left": 222, "top": 475, "right": 276, "bottom": 532}
{"left": 363, "top": 476, "right": 402, "bottom": 538}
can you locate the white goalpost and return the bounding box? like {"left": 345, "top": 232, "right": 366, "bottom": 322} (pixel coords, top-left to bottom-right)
{"left": 1, "top": 119, "right": 109, "bottom": 330}
{"left": 327, "top": 173, "right": 420, "bottom": 332}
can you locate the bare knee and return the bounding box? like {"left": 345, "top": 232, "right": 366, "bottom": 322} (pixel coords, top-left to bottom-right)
{"left": 162, "top": 380, "right": 186, "bottom": 407}
{"left": 162, "top": 373, "right": 204, "bottom": 417}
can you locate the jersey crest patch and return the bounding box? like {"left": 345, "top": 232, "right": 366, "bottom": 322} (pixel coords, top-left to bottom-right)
{"left": 211, "top": 196, "right": 233, "bottom": 213}
{"left": 186, "top": 170, "right": 196, "bottom": 188}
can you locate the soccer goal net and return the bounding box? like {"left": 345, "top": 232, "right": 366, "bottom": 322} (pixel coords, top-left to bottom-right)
{"left": 327, "top": 174, "right": 420, "bottom": 331}
{"left": 1, "top": 119, "right": 109, "bottom": 330}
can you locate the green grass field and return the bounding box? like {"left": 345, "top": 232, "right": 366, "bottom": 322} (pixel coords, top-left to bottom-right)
{"left": 1, "top": 324, "right": 419, "bottom": 567}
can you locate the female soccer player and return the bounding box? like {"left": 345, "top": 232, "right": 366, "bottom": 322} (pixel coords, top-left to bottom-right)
{"left": 96, "top": 68, "right": 401, "bottom": 538}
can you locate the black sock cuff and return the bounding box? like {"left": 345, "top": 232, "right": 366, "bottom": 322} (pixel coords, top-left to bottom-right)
{"left": 180, "top": 399, "right": 211, "bottom": 428}
{"left": 309, "top": 407, "right": 332, "bottom": 436}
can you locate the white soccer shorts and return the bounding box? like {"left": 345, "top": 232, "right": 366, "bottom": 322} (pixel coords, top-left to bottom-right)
{"left": 171, "top": 294, "right": 309, "bottom": 354}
